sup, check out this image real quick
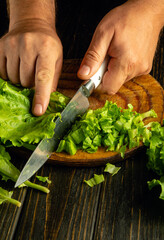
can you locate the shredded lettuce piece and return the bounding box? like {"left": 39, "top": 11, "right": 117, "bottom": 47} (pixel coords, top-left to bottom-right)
{"left": 147, "top": 177, "right": 164, "bottom": 200}
{"left": 36, "top": 176, "right": 52, "bottom": 184}
{"left": 84, "top": 174, "right": 104, "bottom": 187}
{"left": 0, "top": 187, "right": 21, "bottom": 207}
{"left": 84, "top": 163, "right": 121, "bottom": 187}
{"left": 104, "top": 163, "right": 121, "bottom": 176}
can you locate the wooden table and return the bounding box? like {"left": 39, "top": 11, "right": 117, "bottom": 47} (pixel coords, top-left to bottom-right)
{"left": 0, "top": 1, "right": 164, "bottom": 239}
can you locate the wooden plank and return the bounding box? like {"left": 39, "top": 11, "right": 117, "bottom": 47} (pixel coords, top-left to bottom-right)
{"left": 93, "top": 152, "right": 164, "bottom": 240}
{"left": 13, "top": 165, "right": 102, "bottom": 240}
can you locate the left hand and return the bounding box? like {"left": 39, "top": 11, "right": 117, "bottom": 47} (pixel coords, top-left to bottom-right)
{"left": 77, "top": 0, "right": 164, "bottom": 94}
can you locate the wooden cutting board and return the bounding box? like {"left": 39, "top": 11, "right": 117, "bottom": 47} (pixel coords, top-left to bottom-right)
{"left": 13, "top": 59, "right": 164, "bottom": 167}
{"left": 45, "top": 59, "right": 164, "bottom": 166}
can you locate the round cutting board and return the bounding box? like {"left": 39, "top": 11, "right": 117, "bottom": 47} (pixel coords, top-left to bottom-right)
{"left": 12, "top": 60, "right": 164, "bottom": 167}
{"left": 46, "top": 59, "right": 164, "bottom": 166}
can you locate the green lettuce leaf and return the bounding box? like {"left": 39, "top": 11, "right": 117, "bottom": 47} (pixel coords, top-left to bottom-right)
{"left": 84, "top": 174, "right": 105, "bottom": 187}
{"left": 147, "top": 177, "right": 164, "bottom": 200}
{"left": 36, "top": 176, "right": 51, "bottom": 184}
{"left": 104, "top": 163, "right": 121, "bottom": 176}
{"left": 0, "top": 187, "right": 21, "bottom": 207}
{"left": 0, "top": 78, "right": 69, "bottom": 147}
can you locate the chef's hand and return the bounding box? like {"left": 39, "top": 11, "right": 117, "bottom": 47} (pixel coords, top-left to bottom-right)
{"left": 0, "top": 19, "right": 63, "bottom": 116}
{"left": 77, "top": 0, "right": 164, "bottom": 94}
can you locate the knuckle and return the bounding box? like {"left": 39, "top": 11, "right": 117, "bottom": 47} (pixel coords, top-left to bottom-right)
{"left": 7, "top": 35, "right": 17, "bottom": 48}
{"left": 36, "top": 69, "right": 52, "bottom": 84}
{"left": 21, "top": 32, "right": 33, "bottom": 50}
{"left": 86, "top": 49, "right": 101, "bottom": 63}
{"left": 126, "top": 55, "right": 137, "bottom": 74}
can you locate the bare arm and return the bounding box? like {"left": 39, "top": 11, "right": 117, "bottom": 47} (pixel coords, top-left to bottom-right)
{"left": 0, "top": 0, "right": 63, "bottom": 116}
{"left": 8, "top": 0, "right": 55, "bottom": 29}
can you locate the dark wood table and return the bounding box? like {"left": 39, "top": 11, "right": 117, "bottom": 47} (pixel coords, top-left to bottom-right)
{"left": 0, "top": 1, "right": 164, "bottom": 239}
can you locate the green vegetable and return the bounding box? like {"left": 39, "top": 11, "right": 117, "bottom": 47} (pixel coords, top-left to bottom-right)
{"left": 0, "top": 78, "right": 69, "bottom": 147}
{"left": 104, "top": 163, "right": 121, "bottom": 176}
{"left": 147, "top": 177, "right": 164, "bottom": 200}
{"left": 0, "top": 187, "right": 21, "bottom": 207}
{"left": 84, "top": 174, "right": 105, "bottom": 187}
{"left": 57, "top": 101, "right": 157, "bottom": 156}
{"left": 145, "top": 122, "right": 164, "bottom": 176}
{"left": 84, "top": 163, "right": 121, "bottom": 187}
{"left": 0, "top": 145, "right": 50, "bottom": 193}
{"left": 36, "top": 176, "right": 51, "bottom": 184}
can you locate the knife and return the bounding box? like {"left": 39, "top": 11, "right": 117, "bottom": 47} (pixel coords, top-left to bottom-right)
{"left": 14, "top": 57, "right": 108, "bottom": 187}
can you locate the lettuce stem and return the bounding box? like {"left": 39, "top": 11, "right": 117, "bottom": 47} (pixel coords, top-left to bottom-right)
{"left": 24, "top": 180, "right": 50, "bottom": 193}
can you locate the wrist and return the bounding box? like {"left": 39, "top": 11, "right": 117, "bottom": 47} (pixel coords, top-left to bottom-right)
{"left": 8, "top": 0, "right": 56, "bottom": 30}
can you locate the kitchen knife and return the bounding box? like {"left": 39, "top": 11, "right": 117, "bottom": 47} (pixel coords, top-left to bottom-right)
{"left": 14, "top": 57, "right": 108, "bottom": 187}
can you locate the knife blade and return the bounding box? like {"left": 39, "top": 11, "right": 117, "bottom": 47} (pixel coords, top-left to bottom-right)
{"left": 14, "top": 57, "right": 108, "bottom": 187}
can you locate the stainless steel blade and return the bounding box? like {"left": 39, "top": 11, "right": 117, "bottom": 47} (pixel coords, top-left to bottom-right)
{"left": 14, "top": 86, "right": 89, "bottom": 187}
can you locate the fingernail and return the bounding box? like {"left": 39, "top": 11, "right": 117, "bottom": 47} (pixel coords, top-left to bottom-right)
{"left": 78, "top": 65, "right": 90, "bottom": 76}
{"left": 34, "top": 104, "right": 43, "bottom": 115}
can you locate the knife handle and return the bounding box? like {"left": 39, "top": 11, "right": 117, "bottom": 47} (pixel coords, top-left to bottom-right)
{"left": 82, "top": 56, "right": 109, "bottom": 97}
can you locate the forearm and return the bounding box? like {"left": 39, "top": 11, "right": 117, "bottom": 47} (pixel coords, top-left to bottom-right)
{"left": 7, "top": 0, "right": 56, "bottom": 30}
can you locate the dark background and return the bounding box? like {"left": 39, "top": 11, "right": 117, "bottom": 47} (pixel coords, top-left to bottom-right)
{"left": 0, "top": 1, "right": 164, "bottom": 239}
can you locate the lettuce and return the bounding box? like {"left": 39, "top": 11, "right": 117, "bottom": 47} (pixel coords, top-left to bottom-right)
{"left": 0, "top": 78, "right": 69, "bottom": 147}
{"left": 0, "top": 144, "right": 50, "bottom": 193}
{"left": 0, "top": 187, "right": 21, "bottom": 207}
{"left": 56, "top": 101, "right": 157, "bottom": 155}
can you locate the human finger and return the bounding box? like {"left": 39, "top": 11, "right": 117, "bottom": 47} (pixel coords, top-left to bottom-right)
{"left": 100, "top": 58, "right": 127, "bottom": 95}
{"left": 77, "top": 23, "right": 114, "bottom": 80}
{"left": 32, "top": 54, "right": 56, "bottom": 116}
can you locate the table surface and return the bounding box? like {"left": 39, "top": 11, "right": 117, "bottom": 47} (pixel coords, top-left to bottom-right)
{"left": 0, "top": 1, "right": 164, "bottom": 239}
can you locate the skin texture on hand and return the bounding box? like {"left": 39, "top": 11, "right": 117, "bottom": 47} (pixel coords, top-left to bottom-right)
{"left": 0, "top": 19, "right": 63, "bottom": 116}
{"left": 77, "top": 0, "right": 164, "bottom": 95}
{"left": 0, "top": 0, "right": 63, "bottom": 116}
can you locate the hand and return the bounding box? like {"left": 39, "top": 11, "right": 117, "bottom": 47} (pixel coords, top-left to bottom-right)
{"left": 77, "top": 1, "right": 163, "bottom": 94}
{"left": 0, "top": 19, "right": 63, "bottom": 116}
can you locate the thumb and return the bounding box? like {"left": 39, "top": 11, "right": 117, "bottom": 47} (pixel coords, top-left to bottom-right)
{"left": 77, "top": 24, "right": 114, "bottom": 80}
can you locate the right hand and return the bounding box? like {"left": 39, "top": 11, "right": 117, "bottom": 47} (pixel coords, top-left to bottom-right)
{"left": 0, "top": 19, "right": 63, "bottom": 116}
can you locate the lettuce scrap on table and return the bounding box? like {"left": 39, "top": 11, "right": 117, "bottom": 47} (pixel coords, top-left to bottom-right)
{"left": 0, "top": 186, "right": 21, "bottom": 207}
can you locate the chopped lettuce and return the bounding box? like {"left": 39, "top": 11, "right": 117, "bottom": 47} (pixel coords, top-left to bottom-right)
{"left": 84, "top": 174, "right": 105, "bottom": 187}
{"left": 146, "top": 122, "right": 164, "bottom": 176}
{"left": 147, "top": 177, "right": 164, "bottom": 200}
{"left": 57, "top": 101, "right": 157, "bottom": 156}
{"left": 104, "top": 163, "right": 121, "bottom": 176}
{"left": 0, "top": 187, "right": 21, "bottom": 207}
{"left": 0, "top": 78, "right": 69, "bottom": 147}
{"left": 36, "top": 176, "right": 51, "bottom": 184}
{"left": 84, "top": 163, "right": 121, "bottom": 187}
